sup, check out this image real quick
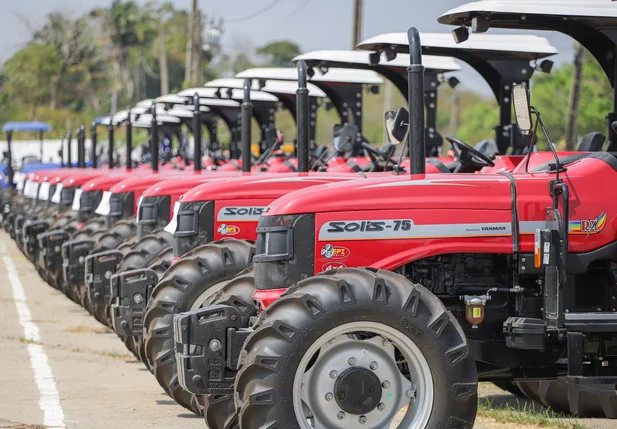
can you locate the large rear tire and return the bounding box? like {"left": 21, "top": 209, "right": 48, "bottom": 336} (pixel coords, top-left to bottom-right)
{"left": 143, "top": 239, "right": 254, "bottom": 415}
{"left": 235, "top": 268, "right": 478, "bottom": 429}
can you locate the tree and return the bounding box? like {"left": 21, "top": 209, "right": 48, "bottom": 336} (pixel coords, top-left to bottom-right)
{"left": 530, "top": 52, "right": 611, "bottom": 146}
{"left": 232, "top": 53, "right": 255, "bottom": 74}
{"left": 257, "top": 40, "right": 301, "bottom": 67}
{"left": 33, "top": 13, "right": 108, "bottom": 111}
{"left": 91, "top": 0, "right": 157, "bottom": 104}
{"left": 2, "top": 43, "right": 62, "bottom": 117}
{"left": 455, "top": 101, "right": 500, "bottom": 146}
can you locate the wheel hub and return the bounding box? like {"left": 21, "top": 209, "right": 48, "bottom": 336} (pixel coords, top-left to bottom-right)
{"left": 334, "top": 367, "right": 382, "bottom": 415}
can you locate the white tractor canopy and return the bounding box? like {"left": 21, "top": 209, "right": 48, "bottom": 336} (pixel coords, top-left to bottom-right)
{"left": 293, "top": 50, "right": 461, "bottom": 74}
{"left": 357, "top": 31, "right": 557, "bottom": 154}
{"left": 438, "top": 0, "right": 617, "bottom": 149}
{"left": 222, "top": 76, "right": 327, "bottom": 98}
{"left": 134, "top": 99, "right": 155, "bottom": 109}
{"left": 200, "top": 79, "right": 279, "bottom": 102}
{"left": 358, "top": 32, "right": 556, "bottom": 61}
{"left": 131, "top": 113, "right": 182, "bottom": 129}
{"left": 236, "top": 67, "right": 383, "bottom": 85}
{"left": 439, "top": 1, "right": 617, "bottom": 84}
{"left": 155, "top": 94, "right": 189, "bottom": 105}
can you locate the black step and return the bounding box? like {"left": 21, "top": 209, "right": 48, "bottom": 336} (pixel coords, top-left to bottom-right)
{"left": 565, "top": 312, "right": 617, "bottom": 333}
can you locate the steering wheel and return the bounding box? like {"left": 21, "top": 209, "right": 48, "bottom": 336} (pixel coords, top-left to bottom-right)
{"left": 361, "top": 142, "right": 394, "bottom": 171}
{"left": 446, "top": 136, "right": 495, "bottom": 172}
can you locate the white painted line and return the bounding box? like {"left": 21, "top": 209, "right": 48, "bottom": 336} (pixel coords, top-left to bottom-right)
{"left": 1, "top": 242, "right": 66, "bottom": 428}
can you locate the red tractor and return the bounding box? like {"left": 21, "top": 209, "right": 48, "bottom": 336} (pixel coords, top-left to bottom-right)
{"left": 172, "top": 9, "right": 617, "bottom": 429}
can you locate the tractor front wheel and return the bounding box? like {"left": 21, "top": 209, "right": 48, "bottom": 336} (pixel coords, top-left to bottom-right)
{"left": 235, "top": 268, "right": 478, "bottom": 429}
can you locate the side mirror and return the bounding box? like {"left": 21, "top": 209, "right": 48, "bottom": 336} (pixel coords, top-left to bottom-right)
{"left": 385, "top": 108, "right": 409, "bottom": 145}
{"left": 333, "top": 123, "right": 358, "bottom": 153}
{"left": 513, "top": 83, "right": 533, "bottom": 135}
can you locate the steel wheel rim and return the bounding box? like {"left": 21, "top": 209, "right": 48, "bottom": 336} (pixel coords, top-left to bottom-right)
{"left": 292, "top": 321, "right": 434, "bottom": 429}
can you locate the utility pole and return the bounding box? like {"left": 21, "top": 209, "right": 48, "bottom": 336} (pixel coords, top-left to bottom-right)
{"left": 565, "top": 42, "right": 585, "bottom": 150}
{"left": 135, "top": 52, "right": 142, "bottom": 104}
{"left": 159, "top": 17, "right": 169, "bottom": 95}
{"left": 184, "top": 0, "right": 197, "bottom": 86}
{"left": 192, "top": 6, "right": 203, "bottom": 86}
{"left": 351, "top": 0, "right": 363, "bottom": 48}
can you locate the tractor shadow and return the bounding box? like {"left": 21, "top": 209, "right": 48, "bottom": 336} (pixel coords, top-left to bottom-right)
{"left": 177, "top": 413, "right": 201, "bottom": 419}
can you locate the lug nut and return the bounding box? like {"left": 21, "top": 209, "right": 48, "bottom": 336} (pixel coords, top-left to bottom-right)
{"left": 325, "top": 393, "right": 333, "bottom": 401}
{"left": 337, "top": 411, "right": 345, "bottom": 420}
{"left": 359, "top": 415, "right": 367, "bottom": 424}
{"left": 209, "top": 339, "right": 222, "bottom": 352}
{"left": 382, "top": 381, "right": 390, "bottom": 388}
{"left": 378, "top": 403, "right": 385, "bottom": 411}
{"left": 330, "top": 370, "right": 338, "bottom": 379}
{"left": 406, "top": 388, "right": 416, "bottom": 399}
{"left": 133, "top": 293, "right": 143, "bottom": 304}
{"left": 348, "top": 357, "right": 357, "bottom": 366}
{"left": 370, "top": 361, "right": 378, "bottom": 370}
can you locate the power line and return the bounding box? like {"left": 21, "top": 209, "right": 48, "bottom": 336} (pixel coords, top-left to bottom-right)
{"left": 226, "top": 0, "right": 284, "bottom": 23}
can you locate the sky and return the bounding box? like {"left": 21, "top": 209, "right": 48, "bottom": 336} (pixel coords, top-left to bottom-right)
{"left": 0, "top": 0, "right": 576, "bottom": 96}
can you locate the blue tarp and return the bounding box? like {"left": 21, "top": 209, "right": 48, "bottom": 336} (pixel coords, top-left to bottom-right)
{"left": 2, "top": 121, "right": 52, "bottom": 133}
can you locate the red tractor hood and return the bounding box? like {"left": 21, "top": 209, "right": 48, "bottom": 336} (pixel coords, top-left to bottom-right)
{"left": 181, "top": 172, "right": 369, "bottom": 203}
{"left": 141, "top": 172, "right": 246, "bottom": 198}
{"left": 61, "top": 171, "right": 113, "bottom": 187}
{"left": 266, "top": 173, "right": 516, "bottom": 215}
{"left": 81, "top": 170, "right": 151, "bottom": 192}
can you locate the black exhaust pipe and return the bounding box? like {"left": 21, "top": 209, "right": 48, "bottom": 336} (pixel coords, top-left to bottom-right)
{"left": 91, "top": 121, "right": 97, "bottom": 168}
{"left": 193, "top": 93, "right": 202, "bottom": 172}
{"left": 151, "top": 103, "right": 159, "bottom": 173}
{"left": 241, "top": 80, "right": 252, "bottom": 173}
{"left": 126, "top": 109, "right": 133, "bottom": 170}
{"left": 67, "top": 130, "right": 73, "bottom": 169}
{"left": 59, "top": 136, "right": 64, "bottom": 168}
{"left": 6, "top": 131, "right": 13, "bottom": 187}
{"left": 78, "top": 125, "right": 86, "bottom": 168}
{"left": 296, "top": 60, "right": 310, "bottom": 173}
{"left": 407, "top": 27, "right": 425, "bottom": 175}
{"left": 108, "top": 122, "right": 114, "bottom": 169}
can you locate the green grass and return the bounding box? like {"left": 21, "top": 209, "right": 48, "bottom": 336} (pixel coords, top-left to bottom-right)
{"left": 97, "top": 351, "right": 132, "bottom": 359}
{"left": 18, "top": 336, "right": 41, "bottom": 345}
{"left": 478, "top": 397, "right": 589, "bottom": 429}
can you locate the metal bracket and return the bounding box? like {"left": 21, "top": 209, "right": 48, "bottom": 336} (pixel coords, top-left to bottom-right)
{"left": 174, "top": 304, "right": 244, "bottom": 395}
{"left": 110, "top": 268, "right": 158, "bottom": 337}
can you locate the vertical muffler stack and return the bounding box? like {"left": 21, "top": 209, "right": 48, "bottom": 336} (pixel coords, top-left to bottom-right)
{"left": 151, "top": 103, "right": 159, "bottom": 173}
{"left": 296, "top": 60, "right": 310, "bottom": 173}
{"left": 193, "top": 93, "right": 202, "bottom": 173}
{"left": 67, "top": 130, "right": 73, "bottom": 169}
{"left": 91, "top": 121, "right": 97, "bottom": 168}
{"left": 126, "top": 109, "right": 133, "bottom": 170}
{"left": 241, "top": 80, "right": 252, "bottom": 173}
{"left": 407, "top": 28, "right": 426, "bottom": 175}
{"left": 77, "top": 125, "right": 86, "bottom": 168}
{"left": 108, "top": 122, "right": 114, "bottom": 169}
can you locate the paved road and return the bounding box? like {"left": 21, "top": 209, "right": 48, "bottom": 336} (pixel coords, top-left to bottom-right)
{"left": 0, "top": 232, "right": 204, "bottom": 429}
{"left": 0, "top": 231, "right": 613, "bottom": 429}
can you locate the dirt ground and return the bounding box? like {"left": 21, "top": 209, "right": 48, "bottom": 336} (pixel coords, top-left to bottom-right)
{"left": 0, "top": 231, "right": 613, "bottom": 429}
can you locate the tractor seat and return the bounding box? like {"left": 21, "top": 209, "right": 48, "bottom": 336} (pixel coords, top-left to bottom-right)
{"left": 577, "top": 132, "right": 605, "bottom": 151}
{"left": 426, "top": 157, "right": 451, "bottom": 173}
